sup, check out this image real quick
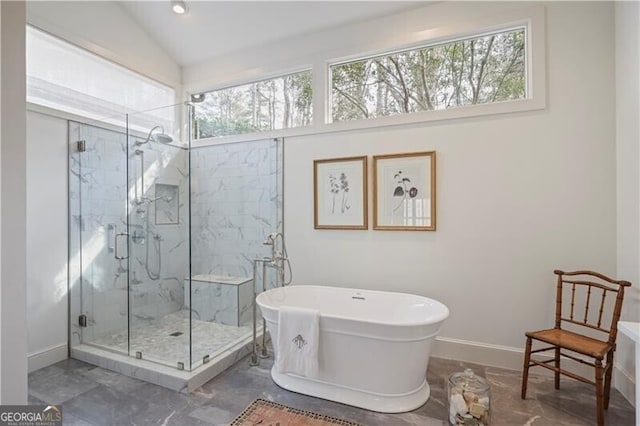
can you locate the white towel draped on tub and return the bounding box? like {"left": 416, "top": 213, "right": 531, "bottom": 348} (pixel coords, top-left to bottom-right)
{"left": 276, "top": 305, "right": 320, "bottom": 377}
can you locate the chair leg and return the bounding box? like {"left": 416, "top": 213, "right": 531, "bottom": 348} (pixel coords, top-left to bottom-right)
{"left": 595, "top": 359, "right": 605, "bottom": 426}
{"left": 554, "top": 347, "right": 560, "bottom": 390}
{"left": 521, "top": 337, "right": 532, "bottom": 399}
{"left": 604, "top": 352, "right": 614, "bottom": 409}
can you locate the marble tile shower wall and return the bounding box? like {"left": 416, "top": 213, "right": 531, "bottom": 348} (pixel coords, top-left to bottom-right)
{"left": 189, "top": 139, "right": 283, "bottom": 285}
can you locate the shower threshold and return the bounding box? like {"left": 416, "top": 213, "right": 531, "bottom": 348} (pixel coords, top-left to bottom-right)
{"left": 71, "top": 325, "right": 266, "bottom": 393}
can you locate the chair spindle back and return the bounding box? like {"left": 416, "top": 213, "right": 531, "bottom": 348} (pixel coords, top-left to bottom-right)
{"left": 553, "top": 270, "right": 631, "bottom": 346}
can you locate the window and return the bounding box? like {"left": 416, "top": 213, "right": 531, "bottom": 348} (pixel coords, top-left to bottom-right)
{"left": 26, "top": 26, "right": 176, "bottom": 130}
{"left": 330, "top": 27, "right": 526, "bottom": 123}
{"left": 192, "top": 70, "right": 312, "bottom": 139}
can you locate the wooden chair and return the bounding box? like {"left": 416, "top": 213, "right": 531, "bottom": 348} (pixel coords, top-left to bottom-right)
{"left": 521, "top": 270, "right": 631, "bottom": 426}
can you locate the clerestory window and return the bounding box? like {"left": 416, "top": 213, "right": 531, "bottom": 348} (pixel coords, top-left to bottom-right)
{"left": 329, "top": 27, "right": 527, "bottom": 123}
{"left": 26, "top": 26, "right": 176, "bottom": 131}
{"left": 192, "top": 70, "right": 313, "bottom": 140}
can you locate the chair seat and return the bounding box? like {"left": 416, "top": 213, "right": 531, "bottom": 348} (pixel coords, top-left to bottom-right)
{"left": 526, "top": 328, "right": 612, "bottom": 360}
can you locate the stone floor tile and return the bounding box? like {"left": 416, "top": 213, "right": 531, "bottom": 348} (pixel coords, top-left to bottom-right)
{"left": 27, "top": 393, "right": 47, "bottom": 405}
{"left": 29, "top": 370, "right": 100, "bottom": 405}
{"left": 61, "top": 384, "right": 165, "bottom": 425}
{"left": 54, "top": 358, "right": 96, "bottom": 374}
{"left": 80, "top": 366, "right": 146, "bottom": 394}
{"left": 60, "top": 413, "right": 94, "bottom": 426}
{"left": 126, "top": 382, "right": 192, "bottom": 412}
{"left": 186, "top": 404, "right": 237, "bottom": 425}
{"left": 163, "top": 409, "right": 216, "bottom": 426}
{"left": 27, "top": 352, "right": 635, "bottom": 426}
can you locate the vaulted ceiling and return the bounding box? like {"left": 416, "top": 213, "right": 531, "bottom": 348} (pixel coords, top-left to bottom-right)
{"left": 118, "top": 1, "right": 425, "bottom": 67}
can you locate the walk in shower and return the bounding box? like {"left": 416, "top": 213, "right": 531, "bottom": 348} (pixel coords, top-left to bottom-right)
{"left": 68, "top": 103, "right": 283, "bottom": 389}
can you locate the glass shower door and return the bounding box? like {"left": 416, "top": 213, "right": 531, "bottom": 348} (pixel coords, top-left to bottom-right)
{"left": 68, "top": 121, "right": 129, "bottom": 354}
{"left": 125, "top": 105, "right": 192, "bottom": 370}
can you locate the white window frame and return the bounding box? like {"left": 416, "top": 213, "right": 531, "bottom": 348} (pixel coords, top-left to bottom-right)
{"left": 324, "top": 6, "right": 545, "bottom": 133}
{"left": 189, "top": 5, "right": 545, "bottom": 146}
{"left": 327, "top": 25, "right": 526, "bottom": 123}
{"left": 190, "top": 68, "right": 314, "bottom": 142}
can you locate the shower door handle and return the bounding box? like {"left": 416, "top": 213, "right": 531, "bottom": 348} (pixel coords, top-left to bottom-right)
{"left": 114, "top": 232, "right": 129, "bottom": 260}
{"left": 107, "top": 224, "right": 115, "bottom": 253}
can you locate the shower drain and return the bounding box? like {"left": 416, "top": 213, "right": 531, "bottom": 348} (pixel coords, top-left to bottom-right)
{"left": 169, "top": 331, "right": 183, "bottom": 337}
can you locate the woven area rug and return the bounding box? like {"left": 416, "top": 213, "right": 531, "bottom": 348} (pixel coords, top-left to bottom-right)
{"left": 230, "top": 398, "right": 362, "bottom": 426}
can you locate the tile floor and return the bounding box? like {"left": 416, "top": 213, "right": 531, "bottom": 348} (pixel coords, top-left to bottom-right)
{"left": 29, "top": 352, "right": 635, "bottom": 426}
{"left": 89, "top": 313, "right": 253, "bottom": 370}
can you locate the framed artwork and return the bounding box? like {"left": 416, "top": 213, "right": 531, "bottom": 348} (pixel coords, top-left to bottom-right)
{"left": 314, "top": 156, "right": 368, "bottom": 230}
{"left": 373, "top": 151, "right": 436, "bottom": 231}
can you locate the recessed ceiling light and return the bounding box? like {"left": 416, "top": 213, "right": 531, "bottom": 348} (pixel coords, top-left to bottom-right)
{"left": 171, "top": 0, "right": 188, "bottom": 15}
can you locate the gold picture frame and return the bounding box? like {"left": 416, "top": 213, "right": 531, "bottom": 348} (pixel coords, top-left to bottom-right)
{"left": 314, "top": 156, "right": 368, "bottom": 230}
{"left": 373, "top": 151, "right": 436, "bottom": 231}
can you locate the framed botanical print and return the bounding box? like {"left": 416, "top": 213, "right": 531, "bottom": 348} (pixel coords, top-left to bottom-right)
{"left": 314, "top": 156, "right": 368, "bottom": 230}
{"left": 373, "top": 151, "right": 436, "bottom": 231}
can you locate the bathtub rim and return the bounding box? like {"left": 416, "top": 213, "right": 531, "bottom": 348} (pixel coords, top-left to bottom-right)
{"left": 256, "top": 284, "right": 450, "bottom": 327}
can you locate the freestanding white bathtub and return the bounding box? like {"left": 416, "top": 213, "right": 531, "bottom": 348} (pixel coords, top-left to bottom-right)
{"left": 256, "top": 285, "right": 449, "bottom": 413}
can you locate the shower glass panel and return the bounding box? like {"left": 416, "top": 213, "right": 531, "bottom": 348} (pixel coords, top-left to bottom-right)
{"left": 68, "top": 121, "right": 129, "bottom": 353}
{"left": 188, "top": 138, "right": 283, "bottom": 369}
{"left": 126, "top": 104, "right": 192, "bottom": 370}
{"left": 69, "top": 105, "right": 284, "bottom": 375}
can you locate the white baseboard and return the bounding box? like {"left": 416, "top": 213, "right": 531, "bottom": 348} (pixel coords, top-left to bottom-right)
{"left": 433, "top": 336, "right": 524, "bottom": 371}
{"left": 28, "top": 343, "right": 67, "bottom": 372}
{"left": 433, "top": 336, "right": 635, "bottom": 402}
{"left": 614, "top": 364, "right": 636, "bottom": 408}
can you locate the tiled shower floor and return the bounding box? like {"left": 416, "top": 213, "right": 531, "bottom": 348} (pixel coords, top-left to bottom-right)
{"left": 89, "top": 312, "right": 253, "bottom": 369}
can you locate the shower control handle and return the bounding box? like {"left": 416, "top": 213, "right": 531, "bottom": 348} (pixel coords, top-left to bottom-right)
{"left": 114, "top": 232, "right": 129, "bottom": 260}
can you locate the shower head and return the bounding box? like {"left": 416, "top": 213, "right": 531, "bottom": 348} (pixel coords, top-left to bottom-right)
{"left": 154, "top": 133, "right": 173, "bottom": 144}
{"left": 136, "top": 125, "right": 174, "bottom": 145}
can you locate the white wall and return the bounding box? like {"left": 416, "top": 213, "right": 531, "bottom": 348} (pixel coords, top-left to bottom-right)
{"left": 186, "top": 1, "right": 618, "bottom": 368}
{"left": 615, "top": 0, "right": 640, "bottom": 407}
{"left": 0, "top": 0, "right": 28, "bottom": 404}
{"left": 26, "top": 111, "right": 68, "bottom": 372}
{"left": 26, "top": 1, "right": 180, "bottom": 89}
